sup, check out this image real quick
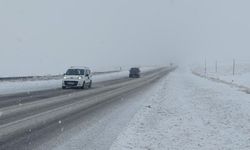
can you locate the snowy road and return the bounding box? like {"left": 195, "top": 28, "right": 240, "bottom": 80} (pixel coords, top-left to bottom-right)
{"left": 0, "top": 67, "right": 174, "bottom": 150}
{"left": 2, "top": 67, "right": 248, "bottom": 150}
{"left": 111, "top": 68, "right": 250, "bottom": 150}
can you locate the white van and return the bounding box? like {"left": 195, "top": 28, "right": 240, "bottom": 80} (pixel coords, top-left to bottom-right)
{"left": 62, "top": 66, "right": 92, "bottom": 89}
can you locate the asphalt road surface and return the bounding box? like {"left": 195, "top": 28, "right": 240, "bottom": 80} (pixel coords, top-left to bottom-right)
{"left": 0, "top": 67, "right": 175, "bottom": 150}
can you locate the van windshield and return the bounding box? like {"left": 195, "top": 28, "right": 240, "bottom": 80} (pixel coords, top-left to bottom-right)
{"left": 66, "top": 69, "right": 84, "bottom": 75}
{"left": 130, "top": 68, "right": 140, "bottom": 72}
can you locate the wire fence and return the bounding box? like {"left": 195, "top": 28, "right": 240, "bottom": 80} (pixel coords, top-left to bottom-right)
{"left": 194, "top": 60, "right": 250, "bottom": 76}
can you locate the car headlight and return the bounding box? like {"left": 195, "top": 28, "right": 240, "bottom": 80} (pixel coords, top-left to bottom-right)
{"left": 78, "top": 76, "right": 82, "bottom": 79}
{"left": 64, "top": 76, "right": 67, "bottom": 79}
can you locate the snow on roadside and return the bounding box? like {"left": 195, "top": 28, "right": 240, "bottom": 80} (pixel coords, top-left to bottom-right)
{"left": 193, "top": 63, "right": 250, "bottom": 88}
{"left": 220, "top": 73, "right": 250, "bottom": 87}
{"left": 0, "top": 71, "right": 127, "bottom": 95}
{"left": 110, "top": 68, "right": 250, "bottom": 150}
{"left": 0, "top": 79, "right": 62, "bottom": 95}
{"left": 0, "top": 67, "right": 156, "bottom": 95}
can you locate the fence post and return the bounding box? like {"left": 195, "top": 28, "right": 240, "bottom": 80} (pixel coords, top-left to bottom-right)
{"left": 233, "top": 59, "right": 235, "bottom": 76}
{"left": 215, "top": 60, "right": 218, "bottom": 73}
{"left": 205, "top": 59, "right": 207, "bottom": 76}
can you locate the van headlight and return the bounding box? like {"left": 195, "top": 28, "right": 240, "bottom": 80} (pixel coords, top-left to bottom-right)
{"left": 64, "top": 76, "right": 67, "bottom": 79}
{"left": 78, "top": 76, "right": 82, "bottom": 79}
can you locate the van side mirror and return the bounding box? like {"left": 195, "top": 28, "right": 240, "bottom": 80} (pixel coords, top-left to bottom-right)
{"left": 63, "top": 73, "right": 66, "bottom": 76}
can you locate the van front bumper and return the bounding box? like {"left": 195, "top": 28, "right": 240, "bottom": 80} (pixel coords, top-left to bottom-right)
{"left": 62, "top": 80, "right": 83, "bottom": 87}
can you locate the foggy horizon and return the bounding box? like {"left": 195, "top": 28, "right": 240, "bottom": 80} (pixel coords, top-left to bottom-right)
{"left": 1, "top": 0, "right": 250, "bottom": 76}
{"left": 1, "top": 1, "right": 250, "bottom": 149}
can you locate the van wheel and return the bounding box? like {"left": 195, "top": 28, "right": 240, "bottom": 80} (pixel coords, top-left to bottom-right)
{"left": 89, "top": 81, "right": 92, "bottom": 88}
{"left": 81, "top": 82, "right": 85, "bottom": 89}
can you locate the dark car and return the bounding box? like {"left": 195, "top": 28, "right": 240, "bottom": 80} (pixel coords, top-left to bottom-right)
{"left": 129, "top": 67, "right": 141, "bottom": 78}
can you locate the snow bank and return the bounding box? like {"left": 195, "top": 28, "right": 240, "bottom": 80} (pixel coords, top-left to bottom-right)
{"left": 0, "top": 67, "right": 156, "bottom": 95}
{"left": 0, "top": 79, "right": 62, "bottom": 95}
{"left": 193, "top": 63, "right": 250, "bottom": 88}
{"left": 111, "top": 68, "right": 250, "bottom": 150}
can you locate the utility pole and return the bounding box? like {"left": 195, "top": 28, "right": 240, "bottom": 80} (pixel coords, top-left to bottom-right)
{"left": 205, "top": 59, "right": 207, "bottom": 76}
{"left": 215, "top": 60, "right": 218, "bottom": 73}
{"left": 233, "top": 59, "right": 235, "bottom": 76}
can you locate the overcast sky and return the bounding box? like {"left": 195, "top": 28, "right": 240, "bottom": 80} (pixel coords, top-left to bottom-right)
{"left": 0, "top": 0, "right": 250, "bottom": 76}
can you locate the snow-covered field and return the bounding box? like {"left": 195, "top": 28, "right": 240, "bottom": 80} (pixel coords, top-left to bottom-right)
{"left": 0, "top": 67, "right": 155, "bottom": 95}
{"left": 111, "top": 68, "right": 250, "bottom": 150}
{"left": 0, "top": 79, "right": 62, "bottom": 95}
{"left": 193, "top": 63, "right": 250, "bottom": 88}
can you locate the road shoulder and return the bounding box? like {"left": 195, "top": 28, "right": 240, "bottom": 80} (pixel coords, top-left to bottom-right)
{"left": 110, "top": 69, "right": 250, "bottom": 150}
